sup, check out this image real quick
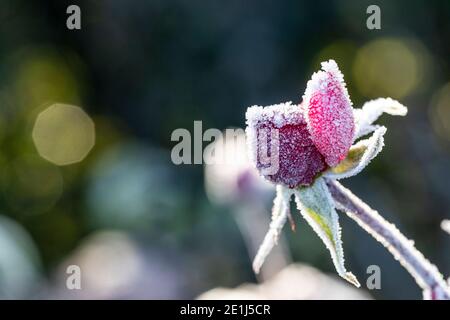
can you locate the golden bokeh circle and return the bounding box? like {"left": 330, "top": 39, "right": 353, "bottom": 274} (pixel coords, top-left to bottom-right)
{"left": 353, "top": 38, "right": 420, "bottom": 99}
{"left": 430, "top": 83, "right": 450, "bottom": 142}
{"left": 32, "top": 103, "right": 95, "bottom": 166}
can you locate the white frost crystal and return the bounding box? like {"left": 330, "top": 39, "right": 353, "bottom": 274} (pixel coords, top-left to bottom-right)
{"left": 353, "top": 98, "right": 407, "bottom": 141}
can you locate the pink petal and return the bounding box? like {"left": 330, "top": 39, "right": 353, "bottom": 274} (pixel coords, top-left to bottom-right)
{"left": 303, "top": 60, "right": 355, "bottom": 167}
{"left": 246, "top": 102, "right": 327, "bottom": 188}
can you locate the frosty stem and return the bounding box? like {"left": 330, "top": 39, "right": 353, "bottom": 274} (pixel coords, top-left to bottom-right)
{"left": 326, "top": 179, "right": 450, "bottom": 300}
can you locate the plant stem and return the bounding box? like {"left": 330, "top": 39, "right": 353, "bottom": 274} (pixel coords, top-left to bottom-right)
{"left": 326, "top": 179, "right": 450, "bottom": 300}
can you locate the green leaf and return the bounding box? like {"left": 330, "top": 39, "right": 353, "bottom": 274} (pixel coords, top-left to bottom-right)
{"left": 330, "top": 144, "right": 367, "bottom": 175}
{"left": 325, "top": 126, "right": 386, "bottom": 180}
{"left": 294, "top": 178, "right": 360, "bottom": 287}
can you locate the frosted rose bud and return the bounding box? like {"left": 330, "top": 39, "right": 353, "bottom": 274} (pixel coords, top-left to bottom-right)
{"left": 303, "top": 60, "right": 355, "bottom": 167}
{"left": 246, "top": 59, "right": 413, "bottom": 289}
{"left": 246, "top": 102, "right": 327, "bottom": 188}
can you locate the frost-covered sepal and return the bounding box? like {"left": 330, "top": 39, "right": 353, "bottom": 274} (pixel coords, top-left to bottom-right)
{"left": 253, "top": 185, "right": 293, "bottom": 274}
{"left": 325, "top": 126, "right": 386, "bottom": 180}
{"left": 354, "top": 98, "right": 407, "bottom": 141}
{"left": 294, "top": 177, "right": 360, "bottom": 287}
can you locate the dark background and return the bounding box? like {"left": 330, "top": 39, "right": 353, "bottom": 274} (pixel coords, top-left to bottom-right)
{"left": 0, "top": 0, "right": 449, "bottom": 299}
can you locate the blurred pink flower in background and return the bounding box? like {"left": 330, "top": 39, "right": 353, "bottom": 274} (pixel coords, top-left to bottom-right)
{"left": 204, "top": 131, "right": 290, "bottom": 280}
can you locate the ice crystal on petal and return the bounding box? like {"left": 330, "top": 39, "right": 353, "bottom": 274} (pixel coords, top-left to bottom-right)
{"left": 354, "top": 98, "right": 407, "bottom": 140}
{"left": 303, "top": 60, "right": 355, "bottom": 167}
{"left": 294, "top": 178, "right": 359, "bottom": 287}
{"left": 253, "top": 185, "right": 293, "bottom": 274}
{"left": 325, "top": 126, "right": 386, "bottom": 180}
{"left": 245, "top": 102, "right": 327, "bottom": 188}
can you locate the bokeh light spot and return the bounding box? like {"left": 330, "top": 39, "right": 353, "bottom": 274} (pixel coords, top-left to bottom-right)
{"left": 353, "top": 38, "right": 421, "bottom": 99}
{"left": 430, "top": 82, "right": 450, "bottom": 142}
{"left": 86, "top": 143, "right": 186, "bottom": 230}
{"left": 32, "top": 103, "right": 95, "bottom": 166}
{"left": 65, "top": 231, "right": 142, "bottom": 297}
{"left": 0, "top": 215, "right": 42, "bottom": 298}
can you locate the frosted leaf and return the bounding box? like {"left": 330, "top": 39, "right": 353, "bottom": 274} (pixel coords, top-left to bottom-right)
{"left": 423, "top": 286, "right": 450, "bottom": 300}
{"left": 294, "top": 177, "right": 360, "bottom": 287}
{"left": 441, "top": 220, "right": 450, "bottom": 235}
{"left": 328, "top": 180, "right": 450, "bottom": 298}
{"left": 325, "top": 126, "right": 386, "bottom": 180}
{"left": 245, "top": 102, "right": 327, "bottom": 188}
{"left": 253, "top": 186, "right": 293, "bottom": 274}
{"left": 354, "top": 98, "right": 407, "bottom": 141}
{"left": 303, "top": 60, "right": 355, "bottom": 167}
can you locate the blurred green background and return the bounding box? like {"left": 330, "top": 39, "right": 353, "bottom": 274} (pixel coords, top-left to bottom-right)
{"left": 0, "top": 0, "right": 449, "bottom": 299}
